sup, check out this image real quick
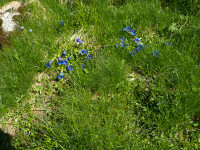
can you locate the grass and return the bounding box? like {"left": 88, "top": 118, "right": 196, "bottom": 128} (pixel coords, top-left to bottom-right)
{"left": 0, "top": 0, "right": 200, "bottom": 149}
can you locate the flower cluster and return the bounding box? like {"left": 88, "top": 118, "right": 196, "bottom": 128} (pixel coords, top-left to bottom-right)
{"left": 119, "top": 26, "right": 144, "bottom": 56}
{"left": 75, "top": 37, "right": 93, "bottom": 62}
{"left": 45, "top": 20, "right": 94, "bottom": 80}
{"left": 45, "top": 22, "right": 164, "bottom": 81}
{"left": 121, "top": 26, "right": 137, "bottom": 35}
{"left": 116, "top": 36, "right": 129, "bottom": 48}
{"left": 46, "top": 49, "right": 73, "bottom": 80}
{"left": 119, "top": 26, "right": 161, "bottom": 58}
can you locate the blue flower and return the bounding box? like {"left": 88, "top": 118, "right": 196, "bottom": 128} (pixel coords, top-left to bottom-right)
{"left": 58, "top": 57, "right": 63, "bottom": 65}
{"left": 84, "top": 49, "right": 89, "bottom": 54}
{"left": 120, "top": 36, "right": 126, "bottom": 43}
{"left": 129, "top": 50, "right": 135, "bottom": 56}
{"left": 58, "top": 71, "right": 63, "bottom": 80}
{"left": 130, "top": 29, "right": 137, "bottom": 35}
{"left": 59, "top": 21, "right": 64, "bottom": 25}
{"left": 124, "top": 26, "right": 131, "bottom": 32}
{"left": 120, "top": 43, "right": 124, "bottom": 47}
{"left": 80, "top": 49, "right": 89, "bottom": 55}
{"left": 122, "top": 43, "right": 129, "bottom": 48}
{"left": 20, "top": 26, "right": 24, "bottom": 30}
{"left": 116, "top": 42, "right": 128, "bottom": 48}
{"left": 165, "top": 41, "right": 172, "bottom": 46}
{"left": 67, "top": 65, "right": 73, "bottom": 71}
{"left": 81, "top": 64, "right": 86, "bottom": 69}
{"left": 134, "top": 38, "right": 140, "bottom": 44}
{"left": 29, "top": 29, "right": 33, "bottom": 32}
{"left": 76, "top": 38, "right": 83, "bottom": 44}
{"left": 62, "top": 50, "right": 66, "bottom": 57}
{"left": 80, "top": 50, "right": 85, "bottom": 55}
{"left": 134, "top": 44, "right": 144, "bottom": 53}
{"left": 120, "top": 43, "right": 128, "bottom": 48}
{"left": 153, "top": 50, "right": 160, "bottom": 58}
{"left": 62, "top": 59, "right": 68, "bottom": 65}
{"left": 138, "top": 43, "right": 144, "bottom": 49}
{"left": 135, "top": 46, "right": 140, "bottom": 53}
{"left": 87, "top": 54, "right": 93, "bottom": 59}
{"left": 46, "top": 60, "right": 53, "bottom": 68}
{"left": 67, "top": 56, "right": 71, "bottom": 61}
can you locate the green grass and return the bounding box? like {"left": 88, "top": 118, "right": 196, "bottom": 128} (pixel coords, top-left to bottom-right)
{"left": 0, "top": 0, "right": 200, "bottom": 149}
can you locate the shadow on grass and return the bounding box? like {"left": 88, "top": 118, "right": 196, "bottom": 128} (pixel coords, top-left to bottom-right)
{"left": 0, "top": 129, "right": 16, "bottom": 150}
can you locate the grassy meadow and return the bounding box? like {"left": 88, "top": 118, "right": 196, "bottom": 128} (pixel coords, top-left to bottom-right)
{"left": 0, "top": 0, "right": 200, "bottom": 149}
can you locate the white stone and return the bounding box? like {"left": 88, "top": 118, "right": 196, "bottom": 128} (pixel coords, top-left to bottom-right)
{"left": 1, "top": 12, "right": 20, "bottom": 32}
{"left": 0, "top": 1, "right": 22, "bottom": 33}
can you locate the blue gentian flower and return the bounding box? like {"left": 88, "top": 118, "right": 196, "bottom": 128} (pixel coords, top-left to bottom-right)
{"left": 134, "top": 38, "right": 140, "bottom": 44}
{"left": 59, "top": 21, "right": 64, "bottom": 25}
{"left": 67, "top": 65, "right": 73, "bottom": 71}
{"left": 20, "top": 26, "right": 24, "bottom": 30}
{"left": 46, "top": 60, "right": 53, "bottom": 68}
{"left": 153, "top": 50, "right": 160, "bottom": 58}
{"left": 81, "top": 64, "right": 86, "bottom": 69}
{"left": 62, "top": 50, "right": 66, "bottom": 57}
{"left": 67, "top": 56, "right": 71, "bottom": 61}
{"left": 165, "top": 41, "right": 172, "bottom": 46}
{"left": 120, "top": 43, "right": 124, "bottom": 47}
{"left": 80, "top": 49, "right": 89, "bottom": 55}
{"left": 80, "top": 50, "right": 85, "bottom": 55}
{"left": 129, "top": 50, "right": 135, "bottom": 56}
{"left": 135, "top": 46, "right": 140, "bottom": 53}
{"left": 130, "top": 29, "right": 137, "bottom": 35}
{"left": 58, "top": 57, "right": 63, "bottom": 65}
{"left": 76, "top": 38, "right": 83, "bottom": 44}
{"left": 87, "top": 54, "right": 93, "bottom": 59}
{"left": 116, "top": 42, "right": 128, "bottom": 48}
{"left": 84, "top": 49, "right": 89, "bottom": 54}
{"left": 120, "top": 43, "right": 129, "bottom": 48}
{"left": 124, "top": 43, "right": 129, "bottom": 47}
{"left": 138, "top": 43, "right": 144, "bottom": 49}
{"left": 120, "top": 36, "right": 126, "bottom": 43}
{"left": 133, "top": 44, "right": 144, "bottom": 53}
{"left": 124, "top": 26, "right": 131, "bottom": 32}
{"left": 58, "top": 71, "right": 63, "bottom": 80}
{"left": 62, "top": 59, "right": 68, "bottom": 65}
